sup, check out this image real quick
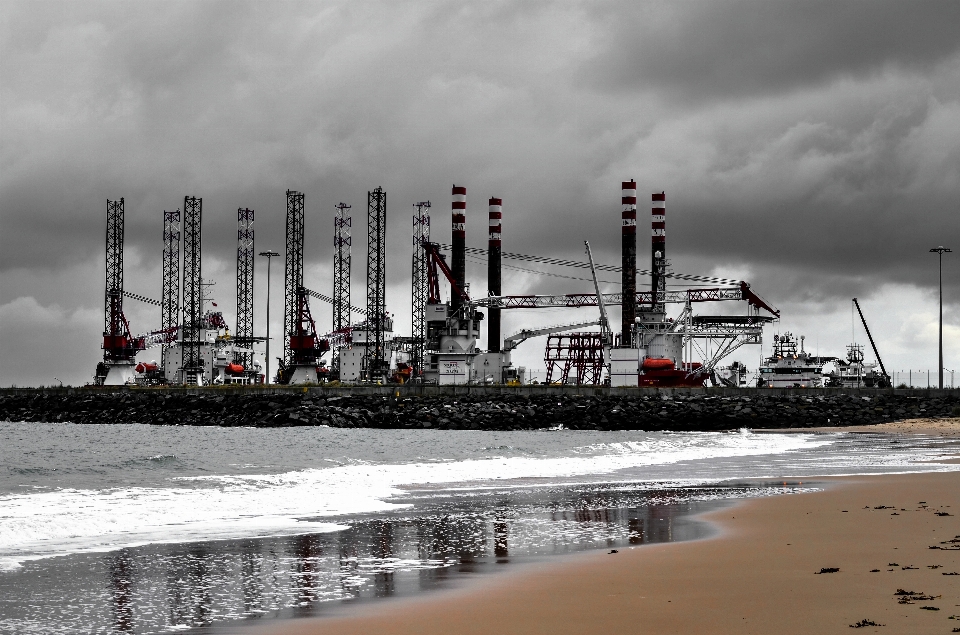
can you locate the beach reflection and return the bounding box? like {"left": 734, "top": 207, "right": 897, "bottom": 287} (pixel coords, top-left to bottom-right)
{"left": 371, "top": 520, "right": 396, "bottom": 598}
{"left": 3, "top": 482, "right": 804, "bottom": 635}
{"left": 494, "top": 512, "right": 509, "bottom": 559}
{"left": 239, "top": 545, "right": 263, "bottom": 616}
{"left": 109, "top": 550, "right": 133, "bottom": 632}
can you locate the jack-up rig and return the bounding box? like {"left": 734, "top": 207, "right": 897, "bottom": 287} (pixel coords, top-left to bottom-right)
{"left": 95, "top": 197, "right": 261, "bottom": 386}
{"left": 93, "top": 180, "right": 779, "bottom": 386}
{"left": 94, "top": 198, "right": 145, "bottom": 386}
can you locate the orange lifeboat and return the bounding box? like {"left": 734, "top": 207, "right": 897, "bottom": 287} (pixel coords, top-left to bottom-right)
{"left": 135, "top": 362, "right": 159, "bottom": 373}
{"left": 225, "top": 362, "right": 245, "bottom": 375}
{"left": 642, "top": 357, "right": 675, "bottom": 371}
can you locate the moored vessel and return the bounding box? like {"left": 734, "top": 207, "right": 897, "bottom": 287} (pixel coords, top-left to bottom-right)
{"left": 823, "top": 343, "right": 890, "bottom": 388}
{"left": 757, "top": 333, "right": 823, "bottom": 388}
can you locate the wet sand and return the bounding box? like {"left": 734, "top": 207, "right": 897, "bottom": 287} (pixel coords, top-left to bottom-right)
{"left": 260, "top": 469, "right": 960, "bottom": 635}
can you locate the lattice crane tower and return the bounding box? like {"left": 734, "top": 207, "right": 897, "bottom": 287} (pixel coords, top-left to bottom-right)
{"left": 332, "top": 202, "right": 352, "bottom": 372}
{"left": 283, "top": 190, "right": 305, "bottom": 366}
{"left": 412, "top": 201, "right": 431, "bottom": 374}
{"left": 161, "top": 209, "right": 180, "bottom": 370}
{"left": 102, "top": 198, "right": 127, "bottom": 362}
{"left": 180, "top": 196, "right": 203, "bottom": 383}
{"left": 235, "top": 208, "right": 254, "bottom": 366}
{"left": 365, "top": 187, "right": 387, "bottom": 380}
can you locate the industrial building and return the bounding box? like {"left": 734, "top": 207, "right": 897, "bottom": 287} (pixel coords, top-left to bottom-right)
{"left": 93, "top": 180, "right": 779, "bottom": 387}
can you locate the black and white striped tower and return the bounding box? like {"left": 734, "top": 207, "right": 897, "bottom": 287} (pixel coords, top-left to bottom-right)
{"left": 488, "top": 197, "right": 502, "bottom": 352}
{"left": 621, "top": 180, "right": 637, "bottom": 346}
{"left": 451, "top": 185, "right": 467, "bottom": 314}
{"left": 651, "top": 191, "right": 666, "bottom": 314}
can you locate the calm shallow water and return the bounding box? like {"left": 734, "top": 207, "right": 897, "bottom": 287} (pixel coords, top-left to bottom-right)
{"left": 1, "top": 422, "right": 958, "bottom": 634}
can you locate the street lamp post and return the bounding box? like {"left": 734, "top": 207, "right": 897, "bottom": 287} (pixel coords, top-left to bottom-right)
{"left": 259, "top": 250, "right": 280, "bottom": 384}
{"left": 930, "top": 246, "right": 952, "bottom": 390}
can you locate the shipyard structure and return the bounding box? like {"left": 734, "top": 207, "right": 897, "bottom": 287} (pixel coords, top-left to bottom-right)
{"left": 93, "top": 180, "right": 783, "bottom": 387}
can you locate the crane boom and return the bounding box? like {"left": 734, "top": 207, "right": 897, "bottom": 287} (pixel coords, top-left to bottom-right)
{"left": 469, "top": 284, "right": 778, "bottom": 316}
{"left": 421, "top": 241, "right": 470, "bottom": 303}
{"left": 303, "top": 287, "right": 369, "bottom": 316}
{"left": 436, "top": 243, "right": 742, "bottom": 286}
{"left": 852, "top": 298, "right": 890, "bottom": 382}
{"left": 123, "top": 291, "right": 162, "bottom": 307}
{"left": 503, "top": 320, "right": 600, "bottom": 352}
{"left": 584, "top": 241, "right": 612, "bottom": 346}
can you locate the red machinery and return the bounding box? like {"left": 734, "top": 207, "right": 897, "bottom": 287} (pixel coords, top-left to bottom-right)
{"left": 638, "top": 358, "right": 707, "bottom": 387}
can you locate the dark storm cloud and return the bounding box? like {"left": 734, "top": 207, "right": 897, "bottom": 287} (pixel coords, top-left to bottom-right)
{"left": 1, "top": 0, "right": 609, "bottom": 275}
{"left": 585, "top": 0, "right": 960, "bottom": 101}
{"left": 639, "top": 69, "right": 960, "bottom": 305}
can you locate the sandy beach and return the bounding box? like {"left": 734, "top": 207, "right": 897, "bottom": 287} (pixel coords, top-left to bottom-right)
{"left": 259, "top": 422, "right": 960, "bottom": 635}
{"left": 795, "top": 416, "right": 960, "bottom": 438}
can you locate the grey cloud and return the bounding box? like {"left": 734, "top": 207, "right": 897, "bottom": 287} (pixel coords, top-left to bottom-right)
{"left": 584, "top": 0, "right": 960, "bottom": 101}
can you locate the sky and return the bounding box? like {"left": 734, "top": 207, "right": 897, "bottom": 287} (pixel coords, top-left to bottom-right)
{"left": 1, "top": 0, "right": 959, "bottom": 387}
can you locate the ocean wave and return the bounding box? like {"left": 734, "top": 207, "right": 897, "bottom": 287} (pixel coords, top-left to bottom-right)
{"left": 7, "top": 467, "right": 59, "bottom": 476}
{"left": 0, "top": 430, "right": 830, "bottom": 566}
{"left": 146, "top": 454, "right": 178, "bottom": 462}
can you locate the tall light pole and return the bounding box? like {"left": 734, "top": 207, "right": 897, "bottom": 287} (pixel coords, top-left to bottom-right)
{"left": 259, "top": 250, "right": 280, "bottom": 384}
{"left": 930, "top": 246, "right": 952, "bottom": 390}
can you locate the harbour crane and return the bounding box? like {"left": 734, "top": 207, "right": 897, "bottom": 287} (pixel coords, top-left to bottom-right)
{"left": 853, "top": 298, "right": 891, "bottom": 387}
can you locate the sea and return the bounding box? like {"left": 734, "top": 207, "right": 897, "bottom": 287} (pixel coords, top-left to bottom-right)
{"left": 1, "top": 420, "right": 958, "bottom": 634}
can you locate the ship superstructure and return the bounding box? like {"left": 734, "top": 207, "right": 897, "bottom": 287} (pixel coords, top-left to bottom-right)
{"left": 824, "top": 343, "right": 888, "bottom": 388}
{"left": 160, "top": 311, "right": 263, "bottom": 385}
{"left": 758, "top": 333, "right": 823, "bottom": 388}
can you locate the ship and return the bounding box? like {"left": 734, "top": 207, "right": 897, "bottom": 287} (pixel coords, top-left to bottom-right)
{"left": 823, "top": 343, "right": 890, "bottom": 388}
{"left": 757, "top": 332, "right": 823, "bottom": 388}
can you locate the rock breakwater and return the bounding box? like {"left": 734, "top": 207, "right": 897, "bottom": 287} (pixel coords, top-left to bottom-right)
{"left": 2, "top": 389, "right": 958, "bottom": 431}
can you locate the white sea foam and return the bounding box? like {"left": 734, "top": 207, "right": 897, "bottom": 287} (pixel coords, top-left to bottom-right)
{"left": 0, "top": 431, "right": 832, "bottom": 567}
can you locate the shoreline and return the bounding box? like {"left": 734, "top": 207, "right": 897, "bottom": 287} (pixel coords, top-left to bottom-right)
{"left": 790, "top": 416, "right": 960, "bottom": 437}
{"left": 255, "top": 470, "right": 960, "bottom": 635}
{"left": 246, "top": 424, "right": 960, "bottom": 635}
